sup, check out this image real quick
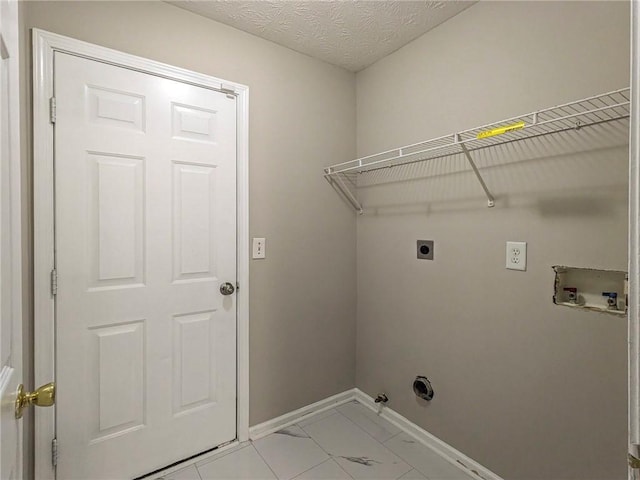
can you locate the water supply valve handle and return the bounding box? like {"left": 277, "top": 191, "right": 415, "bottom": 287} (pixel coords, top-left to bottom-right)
{"left": 602, "top": 292, "right": 618, "bottom": 309}
{"left": 563, "top": 287, "right": 577, "bottom": 303}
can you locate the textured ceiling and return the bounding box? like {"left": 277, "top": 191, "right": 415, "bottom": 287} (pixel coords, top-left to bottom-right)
{"left": 170, "top": 1, "right": 475, "bottom": 72}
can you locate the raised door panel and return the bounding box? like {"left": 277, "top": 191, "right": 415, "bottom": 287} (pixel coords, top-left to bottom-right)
{"left": 87, "top": 153, "right": 145, "bottom": 290}
{"left": 172, "top": 103, "right": 217, "bottom": 144}
{"left": 173, "top": 312, "right": 217, "bottom": 415}
{"left": 87, "top": 86, "right": 145, "bottom": 132}
{"left": 172, "top": 162, "right": 216, "bottom": 283}
{"left": 88, "top": 320, "right": 145, "bottom": 443}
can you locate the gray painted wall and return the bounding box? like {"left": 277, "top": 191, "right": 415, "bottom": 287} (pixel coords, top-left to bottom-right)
{"left": 355, "top": 2, "right": 629, "bottom": 479}
{"left": 20, "top": 0, "right": 357, "bottom": 430}
{"left": 18, "top": 1, "right": 632, "bottom": 479}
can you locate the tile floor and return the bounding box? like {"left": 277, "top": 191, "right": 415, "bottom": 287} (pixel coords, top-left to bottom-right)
{"left": 158, "top": 401, "right": 475, "bottom": 480}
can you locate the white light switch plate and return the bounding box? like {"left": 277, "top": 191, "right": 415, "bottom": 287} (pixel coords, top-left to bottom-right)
{"left": 506, "top": 241, "right": 526, "bottom": 271}
{"left": 252, "top": 238, "right": 266, "bottom": 259}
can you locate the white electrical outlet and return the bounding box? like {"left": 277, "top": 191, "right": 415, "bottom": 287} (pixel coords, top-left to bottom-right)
{"left": 252, "top": 238, "right": 266, "bottom": 259}
{"left": 506, "top": 241, "right": 527, "bottom": 271}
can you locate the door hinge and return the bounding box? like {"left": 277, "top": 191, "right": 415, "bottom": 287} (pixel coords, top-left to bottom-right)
{"left": 629, "top": 453, "right": 640, "bottom": 469}
{"left": 50, "top": 268, "right": 58, "bottom": 296}
{"left": 49, "top": 97, "right": 56, "bottom": 123}
{"left": 51, "top": 438, "right": 58, "bottom": 467}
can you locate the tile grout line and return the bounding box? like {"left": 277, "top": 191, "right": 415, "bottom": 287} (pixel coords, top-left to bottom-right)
{"left": 300, "top": 408, "right": 414, "bottom": 480}
{"left": 334, "top": 406, "right": 403, "bottom": 453}
{"left": 381, "top": 433, "right": 467, "bottom": 480}
{"left": 329, "top": 457, "right": 355, "bottom": 480}
{"left": 235, "top": 402, "right": 466, "bottom": 480}
{"left": 355, "top": 396, "right": 481, "bottom": 480}
{"left": 296, "top": 419, "right": 340, "bottom": 469}
{"left": 249, "top": 442, "right": 284, "bottom": 480}
{"left": 193, "top": 463, "right": 203, "bottom": 480}
{"left": 384, "top": 430, "right": 404, "bottom": 443}
{"left": 351, "top": 403, "right": 443, "bottom": 463}
{"left": 291, "top": 457, "right": 353, "bottom": 480}
{"left": 332, "top": 405, "right": 414, "bottom": 479}
{"left": 254, "top": 423, "right": 334, "bottom": 479}
{"left": 289, "top": 458, "right": 332, "bottom": 480}
{"left": 296, "top": 419, "right": 355, "bottom": 480}
{"left": 338, "top": 402, "right": 404, "bottom": 444}
{"left": 297, "top": 416, "right": 336, "bottom": 454}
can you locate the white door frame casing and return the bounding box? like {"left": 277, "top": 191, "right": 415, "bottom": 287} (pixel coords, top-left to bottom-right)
{"left": 0, "top": 0, "right": 23, "bottom": 478}
{"left": 630, "top": 2, "right": 640, "bottom": 478}
{"left": 32, "top": 29, "right": 250, "bottom": 479}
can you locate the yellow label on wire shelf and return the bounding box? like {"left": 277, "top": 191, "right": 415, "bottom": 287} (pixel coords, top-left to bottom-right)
{"left": 476, "top": 121, "right": 526, "bottom": 139}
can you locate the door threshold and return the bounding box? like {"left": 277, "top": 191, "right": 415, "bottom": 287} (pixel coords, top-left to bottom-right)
{"left": 136, "top": 440, "right": 242, "bottom": 480}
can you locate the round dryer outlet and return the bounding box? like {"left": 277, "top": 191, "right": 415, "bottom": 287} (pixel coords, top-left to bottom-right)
{"left": 413, "top": 376, "right": 434, "bottom": 401}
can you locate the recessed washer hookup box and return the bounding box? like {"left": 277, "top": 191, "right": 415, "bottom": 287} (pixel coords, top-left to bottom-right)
{"left": 552, "top": 265, "right": 627, "bottom": 316}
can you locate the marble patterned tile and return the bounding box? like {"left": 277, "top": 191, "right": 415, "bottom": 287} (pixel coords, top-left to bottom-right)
{"left": 197, "top": 445, "right": 276, "bottom": 480}
{"left": 293, "top": 459, "right": 353, "bottom": 479}
{"left": 160, "top": 465, "right": 202, "bottom": 480}
{"left": 398, "top": 469, "right": 427, "bottom": 479}
{"left": 384, "top": 433, "right": 474, "bottom": 480}
{"left": 253, "top": 425, "right": 330, "bottom": 479}
{"left": 297, "top": 408, "right": 340, "bottom": 428}
{"left": 336, "top": 401, "right": 402, "bottom": 442}
{"left": 302, "top": 411, "right": 412, "bottom": 479}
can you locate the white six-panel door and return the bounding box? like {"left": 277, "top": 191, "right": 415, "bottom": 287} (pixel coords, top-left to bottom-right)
{"left": 54, "top": 52, "right": 237, "bottom": 479}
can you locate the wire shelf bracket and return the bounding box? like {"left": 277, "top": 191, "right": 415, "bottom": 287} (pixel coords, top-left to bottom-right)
{"left": 324, "top": 87, "right": 631, "bottom": 213}
{"left": 458, "top": 138, "right": 495, "bottom": 208}
{"left": 326, "top": 172, "right": 363, "bottom": 214}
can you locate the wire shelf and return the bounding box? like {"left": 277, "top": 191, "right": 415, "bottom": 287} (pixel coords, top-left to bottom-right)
{"left": 324, "top": 87, "right": 630, "bottom": 213}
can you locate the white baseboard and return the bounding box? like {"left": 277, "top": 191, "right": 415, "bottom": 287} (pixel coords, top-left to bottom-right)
{"left": 249, "top": 388, "right": 501, "bottom": 480}
{"left": 248, "top": 389, "right": 357, "bottom": 440}
{"left": 354, "top": 389, "right": 502, "bottom": 480}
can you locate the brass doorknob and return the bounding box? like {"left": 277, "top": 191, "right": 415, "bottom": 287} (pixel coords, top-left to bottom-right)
{"left": 15, "top": 382, "right": 55, "bottom": 419}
